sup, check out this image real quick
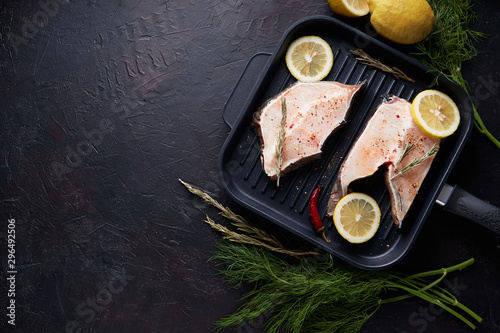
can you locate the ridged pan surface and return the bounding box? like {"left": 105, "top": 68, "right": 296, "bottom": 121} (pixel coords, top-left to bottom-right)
{"left": 218, "top": 16, "right": 472, "bottom": 270}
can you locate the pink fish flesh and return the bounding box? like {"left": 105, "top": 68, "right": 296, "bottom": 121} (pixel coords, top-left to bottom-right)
{"left": 252, "top": 81, "right": 364, "bottom": 181}
{"left": 326, "top": 95, "right": 440, "bottom": 227}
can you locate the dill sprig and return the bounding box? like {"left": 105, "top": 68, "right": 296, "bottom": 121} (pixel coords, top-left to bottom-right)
{"left": 213, "top": 241, "right": 481, "bottom": 332}
{"left": 392, "top": 143, "right": 439, "bottom": 178}
{"left": 179, "top": 180, "right": 481, "bottom": 331}
{"left": 396, "top": 140, "right": 416, "bottom": 168}
{"left": 351, "top": 49, "right": 415, "bottom": 82}
{"left": 214, "top": 242, "right": 384, "bottom": 332}
{"left": 275, "top": 97, "right": 287, "bottom": 186}
{"left": 414, "top": 0, "right": 500, "bottom": 148}
{"left": 179, "top": 179, "right": 317, "bottom": 257}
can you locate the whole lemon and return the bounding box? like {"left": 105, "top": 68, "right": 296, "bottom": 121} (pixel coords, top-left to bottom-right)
{"left": 367, "top": 0, "right": 435, "bottom": 44}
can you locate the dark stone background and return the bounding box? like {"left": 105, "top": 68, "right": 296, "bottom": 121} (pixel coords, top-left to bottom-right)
{"left": 0, "top": 1, "right": 498, "bottom": 332}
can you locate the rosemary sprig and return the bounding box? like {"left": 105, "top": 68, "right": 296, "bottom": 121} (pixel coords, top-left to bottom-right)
{"left": 392, "top": 143, "right": 439, "bottom": 179}
{"left": 204, "top": 216, "right": 287, "bottom": 254}
{"left": 396, "top": 140, "right": 416, "bottom": 168}
{"left": 350, "top": 49, "right": 415, "bottom": 82}
{"left": 275, "top": 97, "right": 287, "bottom": 186}
{"left": 179, "top": 179, "right": 317, "bottom": 257}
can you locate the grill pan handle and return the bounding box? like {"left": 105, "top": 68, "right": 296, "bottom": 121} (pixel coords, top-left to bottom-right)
{"left": 222, "top": 53, "right": 272, "bottom": 129}
{"left": 437, "top": 184, "right": 500, "bottom": 234}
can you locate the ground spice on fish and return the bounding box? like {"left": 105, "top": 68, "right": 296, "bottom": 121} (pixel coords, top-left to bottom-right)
{"left": 309, "top": 185, "right": 330, "bottom": 243}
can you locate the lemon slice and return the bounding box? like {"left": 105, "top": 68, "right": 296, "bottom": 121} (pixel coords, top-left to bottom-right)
{"left": 411, "top": 90, "right": 460, "bottom": 138}
{"left": 285, "top": 36, "right": 334, "bottom": 82}
{"left": 333, "top": 193, "right": 381, "bottom": 244}
{"left": 328, "top": 0, "right": 370, "bottom": 17}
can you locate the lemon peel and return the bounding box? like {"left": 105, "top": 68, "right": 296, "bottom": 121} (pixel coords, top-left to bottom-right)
{"left": 285, "top": 36, "right": 333, "bottom": 82}
{"left": 328, "top": 0, "right": 370, "bottom": 17}
{"left": 367, "top": 0, "right": 435, "bottom": 45}
{"left": 411, "top": 90, "right": 460, "bottom": 138}
{"left": 333, "top": 192, "right": 381, "bottom": 244}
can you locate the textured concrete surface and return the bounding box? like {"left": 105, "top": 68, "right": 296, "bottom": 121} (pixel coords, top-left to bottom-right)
{"left": 0, "top": 1, "right": 499, "bottom": 332}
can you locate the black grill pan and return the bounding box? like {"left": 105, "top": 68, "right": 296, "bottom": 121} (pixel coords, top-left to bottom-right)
{"left": 218, "top": 16, "right": 474, "bottom": 270}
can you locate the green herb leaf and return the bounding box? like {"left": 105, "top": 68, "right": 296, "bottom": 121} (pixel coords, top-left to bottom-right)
{"left": 275, "top": 97, "right": 287, "bottom": 186}
{"left": 351, "top": 49, "right": 415, "bottom": 82}
{"left": 392, "top": 143, "right": 439, "bottom": 179}
{"left": 179, "top": 179, "right": 317, "bottom": 257}
{"left": 179, "top": 180, "right": 482, "bottom": 331}
{"left": 213, "top": 241, "right": 481, "bottom": 332}
{"left": 414, "top": 0, "right": 500, "bottom": 148}
{"left": 396, "top": 140, "right": 416, "bottom": 168}
{"left": 213, "top": 242, "right": 384, "bottom": 333}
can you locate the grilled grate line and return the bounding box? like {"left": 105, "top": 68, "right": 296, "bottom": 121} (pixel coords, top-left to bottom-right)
{"left": 295, "top": 61, "right": 376, "bottom": 215}
{"left": 240, "top": 135, "right": 259, "bottom": 166}
{"left": 246, "top": 148, "right": 261, "bottom": 182}
{"left": 219, "top": 16, "right": 471, "bottom": 269}
{"left": 238, "top": 46, "right": 420, "bottom": 241}
{"left": 284, "top": 50, "right": 364, "bottom": 211}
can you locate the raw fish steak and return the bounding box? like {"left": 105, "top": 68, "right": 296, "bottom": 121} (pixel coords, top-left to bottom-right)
{"left": 252, "top": 81, "right": 364, "bottom": 181}
{"left": 326, "top": 95, "right": 440, "bottom": 227}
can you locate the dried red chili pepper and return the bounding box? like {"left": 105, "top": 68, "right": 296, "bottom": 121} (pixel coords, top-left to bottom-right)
{"left": 309, "top": 185, "right": 330, "bottom": 243}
